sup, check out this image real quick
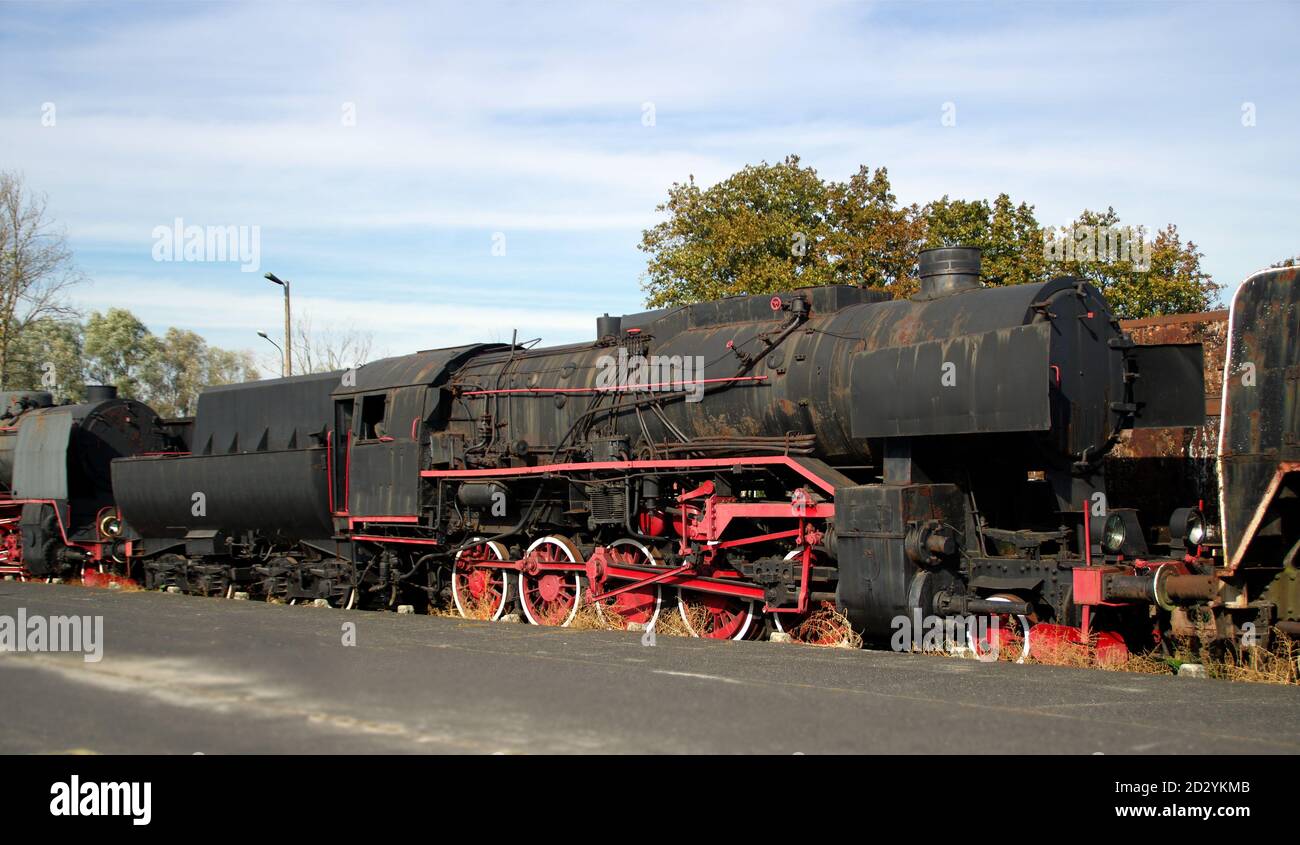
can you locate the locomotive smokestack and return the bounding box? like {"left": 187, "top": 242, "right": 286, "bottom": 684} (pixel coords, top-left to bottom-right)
{"left": 916, "top": 247, "right": 982, "bottom": 300}
{"left": 596, "top": 313, "right": 622, "bottom": 340}
{"left": 85, "top": 385, "right": 118, "bottom": 403}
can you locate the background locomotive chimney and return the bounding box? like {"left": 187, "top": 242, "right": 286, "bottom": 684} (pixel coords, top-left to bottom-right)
{"left": 596, "top": 313, "right": 622, "bottom": 340}
{"left": 85, "top": 385, "right": 119, "bottom": 403}
{"left": 916, "top": 246, "right": 982, "bottom": 300}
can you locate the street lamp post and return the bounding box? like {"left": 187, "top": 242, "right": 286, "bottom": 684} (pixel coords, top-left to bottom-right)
{"left": 257, "top": 331, "right": 284, "bottom": 376}
{"left": 264, "top": 272, "right": 291, "bottom": 377}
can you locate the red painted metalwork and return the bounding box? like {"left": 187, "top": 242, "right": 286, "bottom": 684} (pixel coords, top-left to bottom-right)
{"left": 716, "top": 528, "right": 800, "bottom": 550}
{"left": 1030, "top": 622, "right": 1130, "bottom": 664}
{"left": 0, "top": 496, "right": 119, "bottom": 580}
{"left": 1073, "top": 567, "right": 1104, "bottom": 606}
{"left": 517, "top": 537, "right": 582, "bottom": 626}
{"left": 343, "top": 431, "right": 352, "bottom": 515}
{"left": 690, "top": 501, "right": 833, "bottom": 542}
{"left": 682, "top": 592, "right": 753, "bottom": 640}
{"left": 421, "top": 455, "right": 840, "bottom": 495}
{"left": 350, "top": 535, "right": 439, "bottom": 546}
{"left": 460, "top": 375, "right": 767, "bottom": 397}
{"left": 326, "top": 430, "right": 335, "bottom": 513}
{"left": 452, "top": 539, "right": 511, "bottom": 620}
{"left": 1081, "top": 504, "right": 1092, "bottom": 639}
{"left": 347, "top": 515, "right": 419, "bottom": 528}
{"left": 590, "top": 541, "right": 662, "bottom": 627}
{"left": 443, "top": 472, "right": 830, "bottom": 613}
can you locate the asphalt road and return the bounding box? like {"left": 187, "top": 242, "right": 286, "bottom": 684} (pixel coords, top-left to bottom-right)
{"left": 1, "top": 581, "right": 1297, "bottom": 754}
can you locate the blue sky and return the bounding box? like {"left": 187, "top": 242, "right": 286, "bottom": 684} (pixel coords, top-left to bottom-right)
{"left": 1, "top": 0, "right": 1296, "bottom": 365}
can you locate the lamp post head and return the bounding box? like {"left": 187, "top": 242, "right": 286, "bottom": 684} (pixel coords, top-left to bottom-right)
{"left": 257, "top": 331, "right": 269, "bottom": 339}
{"left": 264, "top": 272, "right": 285, "bottom": 287}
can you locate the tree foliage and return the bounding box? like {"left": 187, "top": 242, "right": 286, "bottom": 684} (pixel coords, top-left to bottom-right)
{"left": 0, "top": 171, "right": 84, "bottom": 385}
{"left": 639, "top": 156, "right": 922, "bottom": 306}
{"left": 0, "top": 174, "right": 262, "bottom": 416}
{"left": 83, "top": 308, "right": 158, "bottom": 401}
{"left": 6, "top": 315, "right": 84, "bottom": 403}
{"left": 11, "top": 309, "right": 261, "bottom": 417}
{"left": 640, "top": 158, "right": 1221, "bottom": 317}
{"left": 924, "top": 193, "right": 1047, "bottom": 288}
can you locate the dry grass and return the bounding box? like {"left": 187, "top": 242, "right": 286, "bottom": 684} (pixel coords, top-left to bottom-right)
{"left": 787, "top": 603, "right": 863, "bottom": 649}
{"left": 655, "top": 601, "right": 703, "bottom": 637}
{"left": 970, "top": 626, "right": 1299, "bottom": 685}
{"left": 433, "top": 575, "right": 510, "bottom": 621}
{"left": 669, "top": 598, "right": 721, "bottom": 638}
{"left": 570, "top": 591, "right": 767, "bottom": 640}
{"left": 568, "top": 598, "right": 616, "bottom": 630}
{"left": 1015, "top": 633, "right": 1168, "bottom": 675}
{"left": 1212, "top": 642, "right": 1300, "bottom": 685}
{"left": 1161, "top": 631, "right": 1300, "bottom": 685}
{"left": 428, "top": 600, "right": 459, "bottom": 618}
{"left": 76, "top": 573, "right": 145, "bottom": 592}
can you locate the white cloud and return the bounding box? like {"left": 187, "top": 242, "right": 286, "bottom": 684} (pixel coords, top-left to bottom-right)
{"left": 1, "top": 0, "right": 1296, "bottom": 357}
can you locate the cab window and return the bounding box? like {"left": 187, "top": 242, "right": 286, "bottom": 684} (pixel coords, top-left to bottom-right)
{"left": 359, "top": 394, "right": 388, "bottom": 440}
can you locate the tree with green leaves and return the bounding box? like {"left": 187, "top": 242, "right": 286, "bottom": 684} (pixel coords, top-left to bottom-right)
{"left": 5, "top": 316, "right": 84, "bottom": 403}
{"left": 826, "top": 165, "right": 926, "bottom": 295}
{"left": 639, "top": 156, "right": 921, "bottom": 306}
{"left": 1045, "top": 208, "right": 1220, "bottom": 319}
{"left": 2, "top": 308, "right": 261, "bottom": 416}
{"left": 81, "top": 312, "right": 259, "bottom": 417}
{"left": 144, "top": 327, "right": 258, "bottom": 417}
{"left": 82, "top": 308, "right": 161, "bottom": 401}
{"left": 923, "top": 193, "right": 1048, "bottom": 288}
{"left": 639, "top": 158, "right": 1222, "bottom": 318}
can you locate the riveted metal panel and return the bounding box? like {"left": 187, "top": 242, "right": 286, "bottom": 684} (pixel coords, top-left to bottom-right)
{"left": 12, "top": 411, "right": 73, "bottom": 499}
{"left": 1217, "top": 266, "right": 1300, "bottom": 569}
{"left": 849, "top": 322, "right": 1053, "bottom": 438}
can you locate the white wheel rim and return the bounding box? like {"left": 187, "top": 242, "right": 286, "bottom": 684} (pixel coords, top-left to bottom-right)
{"left": 595, "top": 539, "right": 663, "bottom": 628}
{"left": 966, "top": 595, "right": 1031, "bottom": 663}
{"left": 678, "top": 595, "right": 754, "bottom": 640}
{"left": 518, "top": 536, "right": 581, "bottom": 627}
{"left": 452, "top": 538, "right": 509, "bottom": 620}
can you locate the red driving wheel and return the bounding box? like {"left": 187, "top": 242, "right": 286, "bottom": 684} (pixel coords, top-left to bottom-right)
{"left": 518, "top": 536, "right": 583, "bottom": 627}
{"left": 451, "top": 538, "right": 511, "bottom": 620}
{"left": 594, "top": 539, "right": 663, "bottom": 629}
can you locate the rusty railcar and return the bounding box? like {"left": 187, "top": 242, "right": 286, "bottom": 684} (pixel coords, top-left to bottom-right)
{"left": 1106, "top": 310, "right": 1227, "bottom": 543}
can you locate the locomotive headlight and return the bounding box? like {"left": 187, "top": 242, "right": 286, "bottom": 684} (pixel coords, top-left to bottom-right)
{"left": 1102, "top": 514, "right": 1127, "bottom": 554}
{"left": 99, "top": 514, "right": 123, "bottom": 538}
{"left": 1169, "top": 507, "right": 1206, "bottom": 548}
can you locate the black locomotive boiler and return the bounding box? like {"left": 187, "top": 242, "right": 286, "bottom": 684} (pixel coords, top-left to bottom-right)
{"left": 107, "top": 248, "right": 1300, "bottom": 655}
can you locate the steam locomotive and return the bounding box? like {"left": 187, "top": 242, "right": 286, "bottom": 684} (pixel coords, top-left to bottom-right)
{"left": 8, "top": 247, "right": 1298, "bottom": 657}
{"left": 0, "top": 385, "right": 181, "bottom": 580}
